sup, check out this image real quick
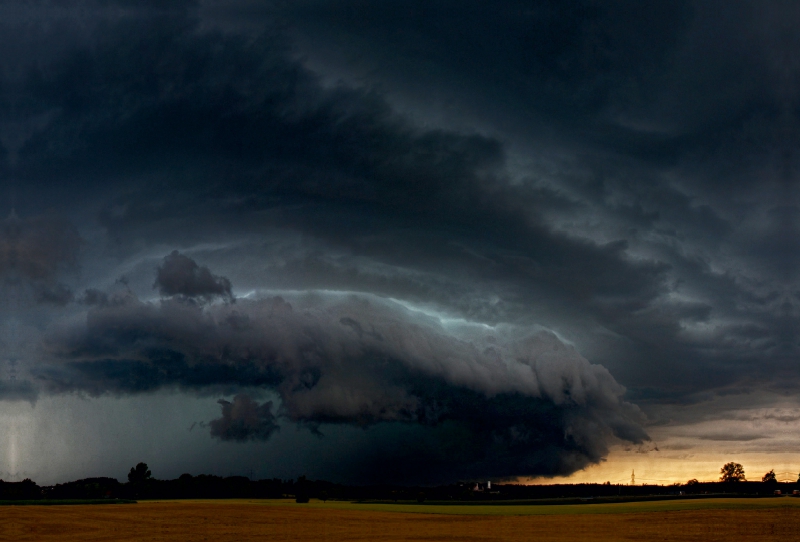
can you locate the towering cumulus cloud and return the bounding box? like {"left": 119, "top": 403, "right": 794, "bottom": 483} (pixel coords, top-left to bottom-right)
{"left": 36, "top": 254, "right": 647, "bottom": 482}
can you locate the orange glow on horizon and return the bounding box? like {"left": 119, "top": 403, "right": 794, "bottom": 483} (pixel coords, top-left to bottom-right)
{"left": 522, "top": 451, "right": 800, "bottom": 486}
{"left": 517, "top": 398, "right": 800, "bottom": 486}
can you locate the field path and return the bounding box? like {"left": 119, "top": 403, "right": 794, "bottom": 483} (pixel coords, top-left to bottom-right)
{"left": 0, "top": 500, "right": 798, "bottom": 541}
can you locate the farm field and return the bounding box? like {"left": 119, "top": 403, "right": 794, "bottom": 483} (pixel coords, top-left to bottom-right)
{"left": 1, "top": 498, "right": 799, "bottom": 541}
{"left": 266, "top": 496, "right": 800, "bottom": 515}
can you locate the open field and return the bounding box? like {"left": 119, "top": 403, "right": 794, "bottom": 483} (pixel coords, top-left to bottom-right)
{"left": 272, "top": 496, "right": 800, "bottom": 515}
{"left": 1, "top": 498, "right": 800, "bottom": 541}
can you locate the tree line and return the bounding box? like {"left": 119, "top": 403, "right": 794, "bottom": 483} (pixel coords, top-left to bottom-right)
{"left": 0, "top": 461, "right": 796, "bottom": 502}
{"left": 716, "top": 462, "right": 794, "bottom": 484}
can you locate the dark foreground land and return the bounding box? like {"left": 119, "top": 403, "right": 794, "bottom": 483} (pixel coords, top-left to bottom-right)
{"left": 0, "top": 499, "right": 799, "bottom": 541}
{"left": 18, "top": 476, "right": 800, "bottom": 502}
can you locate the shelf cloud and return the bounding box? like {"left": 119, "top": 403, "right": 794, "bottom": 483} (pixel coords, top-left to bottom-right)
{"left": 35, "top": 254, "right": 646, "bottom": 481}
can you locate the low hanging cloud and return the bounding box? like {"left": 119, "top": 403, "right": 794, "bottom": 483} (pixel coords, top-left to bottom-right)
{"left": 154, "top": 250, "right": 233, "bottom": 302}
{"left": 35, "top": 254, "right": 648, "bottom": 481}
{"left": 209, "top": 394, "right": 279, "bottom": 442}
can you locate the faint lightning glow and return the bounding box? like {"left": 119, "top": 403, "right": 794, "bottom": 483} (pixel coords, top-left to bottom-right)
{"left": 242, "top": 287, "right": 500, "bottom": 331}
{"left": 232, "top": 288, "right": 587, "bottom": 348}
{"left": 386, "top": 297, "right": 494, "bottom": 330}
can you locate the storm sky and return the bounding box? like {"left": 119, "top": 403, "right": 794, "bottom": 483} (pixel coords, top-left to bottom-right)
{"left": 0, "top": 0, "right": 796, "bottom": 485}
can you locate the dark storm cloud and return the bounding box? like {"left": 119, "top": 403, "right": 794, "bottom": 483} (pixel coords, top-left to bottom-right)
{"left": 0, "top": 0, "right": 793, "bottom": 481}
{"left": 12, "top": 5, "right": 700, "bottom": 393}
{"left": 281, "top": 0, "right": 794, "bottom": 176}
{"left": 154, "top": 251, "right": 233, "bottom": 302}
{"left": 0, "top": 379, "right": 38, "bottom": 403}
{"left": 209, "top": 394, "right": 279, "bottom": 442}
{"left": 279, "top": 0, "right": 798, "bottom": 241}
{"left": 266, "top": 0, "right": 800, "bottom": 412}
{"left": 0, "top": 0, "right": 720, "bottom": 398}
{"left": 36, "top": 270, "right": 648, "bottom": 480}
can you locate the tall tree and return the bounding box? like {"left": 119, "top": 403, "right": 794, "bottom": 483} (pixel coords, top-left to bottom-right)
{"left": 128, "top": 462, "right": 152, "bottom": 485}
{"left": 719, "top": 462, "right": 745, "bottom": 482}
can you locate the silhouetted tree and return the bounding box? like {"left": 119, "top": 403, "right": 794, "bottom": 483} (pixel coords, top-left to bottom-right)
{"left": 417, "top": 491, "right": 426, "bottom": 503}
{"left": 762, "top": 470, "right": 777, "bottom": 483}
{"left": 295, "top": 475, "right": 309, "bottom": 503}
{"left": 719, "top": 462, "right": 745, "bottom": 482}
{"left": 319, "top": 490, "right": 328, "bottom": 503}
{"left": 686, "top": 479, "right": 699, "bottom": 486}
{"left": 128, "top": 463, "right": 152, "bottom": 484}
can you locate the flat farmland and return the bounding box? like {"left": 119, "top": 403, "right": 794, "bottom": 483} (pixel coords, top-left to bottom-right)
{"left": 1, "top": 498, "right": 800, "bottom": 541}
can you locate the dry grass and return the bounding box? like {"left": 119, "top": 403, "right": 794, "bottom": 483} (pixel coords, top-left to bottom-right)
{"left": 266, "top": 496, "right": 800, "bottom": 515}
{"left": 1, "top": 498, "right": 799, "bottom": 541}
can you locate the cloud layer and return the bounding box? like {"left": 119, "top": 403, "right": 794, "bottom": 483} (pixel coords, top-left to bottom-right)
{"left": 0, "top": 0, "right": 790, "bottom": 483}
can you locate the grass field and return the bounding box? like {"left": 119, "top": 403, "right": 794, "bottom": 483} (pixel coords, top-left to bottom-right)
{"left": 2, "top": 498, "right": 799, "bottom": 540}
{"left": 256, "top": 496, "right": 800, "bottom": 515}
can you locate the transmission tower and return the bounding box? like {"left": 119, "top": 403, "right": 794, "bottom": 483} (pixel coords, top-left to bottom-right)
{"left": 631, "top": 470, "right": 635, "bottom": 485}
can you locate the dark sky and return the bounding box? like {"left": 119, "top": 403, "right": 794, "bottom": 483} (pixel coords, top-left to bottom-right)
{"left": 0, "top": 0, "right": 796, "bottom": 484}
